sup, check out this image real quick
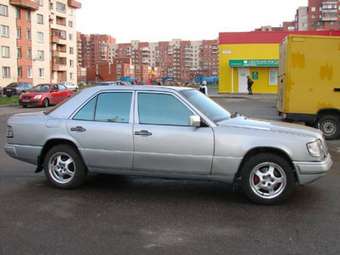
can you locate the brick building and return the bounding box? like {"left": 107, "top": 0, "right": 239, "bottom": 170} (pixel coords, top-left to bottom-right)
{"left": 307, "top": 0, "right": 340, "bottom": 30}
{"left": 0, "top": 0, "right": 81, "bottom": 88}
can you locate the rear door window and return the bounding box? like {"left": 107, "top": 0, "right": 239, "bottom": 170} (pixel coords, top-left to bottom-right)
{"left": 73, "top": 92, "right": 132, "bottom": 123}
{"left": 95, "top": 92, "right": 132, "bottom": 123}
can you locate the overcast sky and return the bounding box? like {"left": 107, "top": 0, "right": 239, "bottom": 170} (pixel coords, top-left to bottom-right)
{"left": 77, "top": 0, "right": 307, "bottom": 43}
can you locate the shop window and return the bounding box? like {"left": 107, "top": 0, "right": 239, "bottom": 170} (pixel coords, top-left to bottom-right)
{"left": 269, "top": 69, "right": 278, "bottom": 86}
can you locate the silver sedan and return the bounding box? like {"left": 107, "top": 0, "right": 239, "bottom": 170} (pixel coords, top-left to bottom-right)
{"left": 4, "top": 86, "right": 333, "bottom": 204}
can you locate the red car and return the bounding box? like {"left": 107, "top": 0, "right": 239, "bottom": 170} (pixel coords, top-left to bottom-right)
{"left": 19, "top": 84, "right": 73, "bottom": 108}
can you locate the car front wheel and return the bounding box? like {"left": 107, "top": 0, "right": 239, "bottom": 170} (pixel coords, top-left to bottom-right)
{"left": 43, "top": 144, "right": 87, "bottom": 189}
{"left": 240, "top": 153, "right": 296, "bottom": 205}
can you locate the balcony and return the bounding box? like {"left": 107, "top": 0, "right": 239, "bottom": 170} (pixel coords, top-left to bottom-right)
{"left": 52, "top": 63, "right": 67, "bottom": 71}
{"left": 52, "top": 35, "right": 66, "bottom": 44}
{"left": 68, "top": 0, "right": 81, "bottom": 9}
{"left": 10, "top": 0, "right": 39, "bottom": 10}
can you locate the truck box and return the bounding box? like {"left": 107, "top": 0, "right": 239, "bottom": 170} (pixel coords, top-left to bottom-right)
{"left": 277, "top": 35, "right": 340, "bottom": 139}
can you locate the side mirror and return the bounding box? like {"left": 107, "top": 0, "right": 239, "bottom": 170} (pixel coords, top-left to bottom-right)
{"left": 190, "top": 115, "right": 201, "bottom": 127}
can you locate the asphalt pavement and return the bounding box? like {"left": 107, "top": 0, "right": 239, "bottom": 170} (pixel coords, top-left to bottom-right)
{"left": 0, "top": 96, "right": 339, "bottom": 255}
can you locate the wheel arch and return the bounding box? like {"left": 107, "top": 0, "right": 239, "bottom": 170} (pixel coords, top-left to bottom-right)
{"left": 317, "top": 108, "right": 340, "bottom": 119}
{"left": 233, "top": 146, "right": 296, "bottom": 183}
{"left": 36, "top": 138, "right": 84, "bottom": 173}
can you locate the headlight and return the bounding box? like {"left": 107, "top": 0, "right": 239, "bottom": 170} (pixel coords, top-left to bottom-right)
{"left": 7, "top": 125, "right": 14, "bottom": 138}
{"left": 33, "top": 95, "right": 42, "bottom": 100}
{"left": 307, "top": 139, "right": 323, "bottom": 157}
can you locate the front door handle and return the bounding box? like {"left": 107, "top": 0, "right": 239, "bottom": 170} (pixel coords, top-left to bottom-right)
{"left": 134, "top": 130, "right": 152, "bottom": 136}
{"left": 70, "top": 126, "right": 87, "bottom": 133}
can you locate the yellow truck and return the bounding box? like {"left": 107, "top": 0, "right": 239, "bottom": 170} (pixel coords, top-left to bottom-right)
{"left": 277, "top": 35, "right": 340, "bottom": 140}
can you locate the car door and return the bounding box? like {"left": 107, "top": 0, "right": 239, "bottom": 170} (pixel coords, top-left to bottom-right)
{"left": 66, "top": 91, "right": 134, "bottom": 171}
{"left": 133, "top": 91, "right": 214, "bottom": 175}
{"left": 50, "top": 84, "right": 61, "bottom": 104}
{"left": 57, "top": 84, "right": 70, "bottom": 102}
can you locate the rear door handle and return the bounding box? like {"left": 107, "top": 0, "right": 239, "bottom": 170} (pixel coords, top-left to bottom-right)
{"left": 70, "top": 126, "right": 87, "bottom": 133}
{"left": 334, "top": 88, "right": 340, "bottom": 92}
{"left": 134, "top": 130, "right": 152, "bottom": 136}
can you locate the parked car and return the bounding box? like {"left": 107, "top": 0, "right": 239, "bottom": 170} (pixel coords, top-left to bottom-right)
{"left": 19, "top": 84, "right": 73, "bottom": 108}
{"left": 5, "top": 86, "right": 333, "bottom": 204}
{"left": 95, "top": 81, "right": 130, "bottom": 86}
{"left": 58, "top": 82, "right": 79, "bottom": 91}
{"left": 3, "top": 82, "right": 33, "bottom": 97}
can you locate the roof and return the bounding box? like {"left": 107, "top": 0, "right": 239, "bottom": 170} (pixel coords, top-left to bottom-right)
{"left": 219, "top": 31, "right": 340, "bottom": 44}
{"left": 84, "top": 85, "right": 192, "bottom": 93}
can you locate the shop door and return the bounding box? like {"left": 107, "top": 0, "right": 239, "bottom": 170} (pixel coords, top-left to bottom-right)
{"left": 238, "top": 68, "right": 250, "bottom": 93}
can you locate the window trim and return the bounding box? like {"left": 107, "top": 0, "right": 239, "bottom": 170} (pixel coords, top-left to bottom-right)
{"left": 0, "top": 4, "right": 8, "bottom": 17}
{"left": 71, "top": 91, "right": 134, "bottom": 124}
{"left": 135, "top": 91, "right": 196, "bottom": 127}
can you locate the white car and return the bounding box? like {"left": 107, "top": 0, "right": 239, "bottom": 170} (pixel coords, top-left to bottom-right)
{"left": 58, "top": 82, "right": 79, "bottom": 91}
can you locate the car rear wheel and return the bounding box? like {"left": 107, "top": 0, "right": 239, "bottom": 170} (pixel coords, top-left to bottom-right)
{"left": 43, "top": 144, "right": 87, "bottom": 189}
{"left": 317, "top": 114, "right": 340, "bottom": 140}
{"left": 240, "top": 153, "right": 296, "bottom": 205}
{"left": 43, "top": 98, "right": 49, "bottom": 108}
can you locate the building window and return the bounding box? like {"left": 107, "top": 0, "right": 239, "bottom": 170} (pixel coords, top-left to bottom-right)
{"left": 69, "top": 47, "right": 74, "bottom": 54}
{"left": 37, "top": 14, "right": 44, "bottom": 24}
{"left": 39, "top": 68, "right": 44, "bottom": 78}
{"left": 70, "top": 59, "right": 74, "bottom": 67}
{"left": 37, "top": 32, "right": 44, "bottom": 43}
{"left": 70, "top": 72, "right": 73, "bottom": 80}
{"left": 17, "top": 47, "right": 22, "bottom": 58}
{"left": 68, "top": 33, "right": 73, "bottom": 40}
{"left": 68, "top": 20, "right": 73, "bottom": 27}
{"left": 38, "top": 0, "right": 44, "bottom": 6}
{"left": 2, "top": 66, "right": 11, "bottom": 78}
{"left": 28, "top": 48, "right": 32, "bottom": 59}
{"left": 1, "top": 46, "right": 10, "bottom": 58}
{"left": 27, "top": 29, "right": 31, "bottom": 40}
{"left": 0, "top": 4, "right": 8, "bottom": 17}
{"left": 17, "top": 28, "right": 21, "bottom": 39}
{"left": 27, "top": 67, "right": 32, "bottom": 78}
{"left": 56, "top": 2, "right": 66, "bottom": 13}
{"left": 16, "top": 8, "right": 20, "bottom": 19}
{"left": 0, "top": 25, "right": 9, "bottom": 38}
{"left": 26, "top": 10, "right": 31, "bottom": 21}
{"left": 37, "top": 50, "right": 44, "bottom": 61}
{"left": 17, "top": 67, "right": 22, "bottom": 78}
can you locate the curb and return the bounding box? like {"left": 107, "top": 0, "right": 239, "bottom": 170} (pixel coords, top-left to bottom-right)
{"left": 0, "top": 104, "right": 18, "bottom": 108}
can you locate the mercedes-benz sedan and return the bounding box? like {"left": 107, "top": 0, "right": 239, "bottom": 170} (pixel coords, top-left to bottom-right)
{"left": 5, "top": 86, "right": 333, "bottom": 204}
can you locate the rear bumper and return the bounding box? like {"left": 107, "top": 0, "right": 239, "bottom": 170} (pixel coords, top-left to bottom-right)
{"left": 4, "top": 143, "right": 42, "bottom": 165}
{"left": 294, "top": 154, "right": 333, "bottom": 185}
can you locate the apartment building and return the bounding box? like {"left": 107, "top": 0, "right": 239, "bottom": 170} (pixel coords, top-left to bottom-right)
{"left": 307, "top": 0, "right": 340, "bottom": 30}
{"left": 113, "top": 39, "right": 217, "bottom": 82}
{"left": 0, "top": 0, "right": 80, "bottom": 88}
{"left": 78, "top": 33, "right": 116, "bottom": 67}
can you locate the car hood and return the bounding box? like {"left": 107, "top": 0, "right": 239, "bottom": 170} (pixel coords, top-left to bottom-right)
{"left": 218, "top": 116, "right": 323, "bottom": 139}
{"left": 21, "top": 91, "right": 49, "bottom": 97}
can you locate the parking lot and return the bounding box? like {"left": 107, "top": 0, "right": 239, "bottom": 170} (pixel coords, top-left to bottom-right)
{"left": 0, "top": 95, "right": 339, "bottom": 255}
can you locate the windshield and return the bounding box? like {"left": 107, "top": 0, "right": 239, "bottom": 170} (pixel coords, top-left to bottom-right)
{"left": 32, "top": 84, "right": 50, "bottom": 92}
{"left": 180, "top": 89, "right": 231, "bottom": 123}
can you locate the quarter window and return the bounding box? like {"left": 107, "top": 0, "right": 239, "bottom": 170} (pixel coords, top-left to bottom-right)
{"left": 73, "top": 97, "right": 96, "bottom": 121}
{"left": 138, "top": 93, "right": 192, "bottom": 126}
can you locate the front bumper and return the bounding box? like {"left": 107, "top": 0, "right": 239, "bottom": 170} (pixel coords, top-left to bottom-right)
{"left": 19, "top": 100, "right": 42, "bottom": 107}
{"left": 294, "top": 154, "right": 333, "bottom": 185}
{"left": 4, "top": 143, "right": 42, "bottom": 165}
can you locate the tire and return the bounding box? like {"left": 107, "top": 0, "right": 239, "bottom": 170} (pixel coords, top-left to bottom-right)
{"left": 317, "top": 114, "right": 340, "bottom": 140}
{"left": 240, "top": 153, "right": 296, "bottom": 205}
{"left": 43, "top": 144, "right": 87, "bottom": 189}
{"left": 43, "top": 98, "right": 49, "bottom": 108}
